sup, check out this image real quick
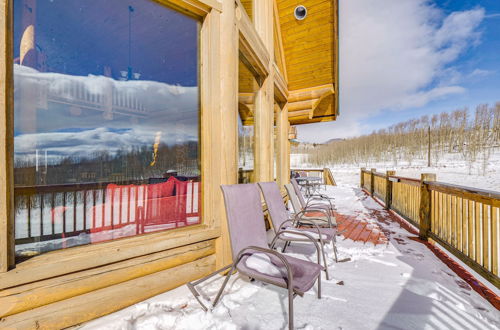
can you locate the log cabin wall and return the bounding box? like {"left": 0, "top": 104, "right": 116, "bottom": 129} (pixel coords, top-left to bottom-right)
{"left": 0, "top": 0, "right": 338, "bottom": 328}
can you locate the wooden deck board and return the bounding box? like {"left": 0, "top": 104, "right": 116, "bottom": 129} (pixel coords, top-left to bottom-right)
{"left": 333, "top": 212, "right": 388, "bottom": 246}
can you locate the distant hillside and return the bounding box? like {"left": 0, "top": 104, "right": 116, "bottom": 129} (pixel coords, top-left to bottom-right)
{"left": 293, "top": 102, "right": 500, "bottom": 175}
{"left": 324, "top": 138, "right": 344, "bottom": 144}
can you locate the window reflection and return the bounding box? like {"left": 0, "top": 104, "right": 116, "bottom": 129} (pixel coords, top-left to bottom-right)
{"left": 13, "top": 0, "right": 201, "bottom": 260}
{"left": 238, "top": 59, "right": 258, "bottom": 183}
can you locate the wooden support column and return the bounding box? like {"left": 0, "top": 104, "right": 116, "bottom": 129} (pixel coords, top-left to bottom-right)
{"left": 212, "top": 0, "right": 238, "bottom": 268}
{"left": 360, "top": 168, "right": 366, "bottom": 188}
{"left": 286, "top": 123, "right": 291, "bottom": 182}
{"left": 0, "top": 0, "right": 14, "bottom": 272}
{"left": 277, "top": 103, "right": 289, "bottom": 187}
{"left": 370, "top": 168, "right": 376, "bottom": 196}
{"left": 253, "top": 0, "right": 273, "bottom": 182}
{"left": 419, "top": 173, "right": 436, "bottom": 240}
{"left": 385, "top": 170, "right": 395, "bottom": 210}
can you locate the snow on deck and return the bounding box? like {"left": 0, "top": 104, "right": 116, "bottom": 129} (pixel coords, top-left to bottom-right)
{"left": 79, "top": 185, "right": 500, "bottom": 330}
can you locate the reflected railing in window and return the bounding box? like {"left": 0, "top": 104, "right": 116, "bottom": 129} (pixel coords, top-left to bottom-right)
{"left": 14, "top": 177, "right": 201, "bottom": 259}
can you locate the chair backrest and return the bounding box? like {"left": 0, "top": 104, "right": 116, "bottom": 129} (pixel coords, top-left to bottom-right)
{"left": 221, "top": 184, "right": 269, "bottom": 263}
{"left": 257, "top": 182, "right": 289, "bottom": 232}
{"left": 291, "top": 178, "right": 307, "bottom": 208}
{"left": 285, "top": 183, "right": 303, "bottom": 214}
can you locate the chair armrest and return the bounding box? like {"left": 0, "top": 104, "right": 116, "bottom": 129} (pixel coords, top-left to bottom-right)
{"left": 307, "top": 193, "right": 333, "bottom": 201}
{"left": 235, "top": 246, "right": 294, "bottom": 284}
{"left": 272, "top": 231, "right": 323, "bottom": 269}
{"left": 306, "top": 198, "right": 334, "bottom": 211}
{"left": 295, "top": 208, "right": 333, "bottom": 228}
{"left": 277, "top": 219, "right": 294, "bottom": 230}
{"left": 294, "top": 218, "right": 328, "bottom": 241}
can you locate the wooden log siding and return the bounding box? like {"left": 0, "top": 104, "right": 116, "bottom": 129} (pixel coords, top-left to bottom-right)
{"left": 359, "top": 169, "right": 500, "bottom": 288}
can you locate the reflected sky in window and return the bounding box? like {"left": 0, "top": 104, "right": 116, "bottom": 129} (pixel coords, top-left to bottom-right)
{"left": 13, "top": 0, "right": 200, "bottom": 182}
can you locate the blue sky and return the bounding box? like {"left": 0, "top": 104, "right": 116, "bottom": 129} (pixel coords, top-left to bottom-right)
{"left": 298, "top": 0, "right": 500, "bottom": 142}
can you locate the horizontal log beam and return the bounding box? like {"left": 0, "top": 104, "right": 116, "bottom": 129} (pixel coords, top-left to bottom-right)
{"left": 0, "top": 225, "right": 220, "bottom": 289}
{"left": 273, "top": 62, "right": 288, "bottom": 104}
{"left": 236, "top": 2, "right": 270, "bottom": 79}
{"left": 289, "top": 114, "right": 336, "bottom": 125}
{"left": 154, "top": 0, "right": 221, "bottom": 18}
{"left": 288, "top": 109, "right": 313, "bottom": 118}
{"left": 288, "top": 99, "right": 315, "bottom": 112}
{"left": 287, "top": 84, "right": 334, "bottom": 103}
{"left": 0, "top": 240, "right": 215, "bottom": 317}
{"left": 0, "top": 255, "right": 216, "bottom": 329}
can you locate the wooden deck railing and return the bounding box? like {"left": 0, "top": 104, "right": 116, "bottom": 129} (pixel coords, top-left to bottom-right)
{"left": 360, "top": 168, "right": 499, "bottom": 288}
{"left": 291, "top": 168, "right": 336, "bottom": 186}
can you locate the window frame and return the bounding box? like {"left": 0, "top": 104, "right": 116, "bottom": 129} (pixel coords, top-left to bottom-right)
{"left": 0, "top": 0, "right": 221, "bottom": 281}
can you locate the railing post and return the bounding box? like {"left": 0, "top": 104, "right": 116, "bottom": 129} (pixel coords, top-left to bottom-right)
{"left": 360, "top": 168, "right": 366, "bottom": 188}
{"left": 370, "top": 168, "right": 376, "bottom": 196}
{"left": 385, "top": 170, "right": 395, "bottom": 210}
{"left": 419, "top": 173, "right": 436, "bottom": 240}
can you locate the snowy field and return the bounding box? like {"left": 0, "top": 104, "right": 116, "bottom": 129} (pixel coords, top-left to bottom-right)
{"left": 79, "top": 185, "right": 499, "bottom": 330}
{"left": 291, "top": 149, "right": 500, "bottom": 192}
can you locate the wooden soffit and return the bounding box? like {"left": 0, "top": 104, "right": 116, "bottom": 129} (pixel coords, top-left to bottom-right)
{"left": 277, "top": 0, "right": 339, "bottom": 124}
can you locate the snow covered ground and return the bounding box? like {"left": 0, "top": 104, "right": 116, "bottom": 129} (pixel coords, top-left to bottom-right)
{"left": 79, "top": 185, "right": 500, "bottom": 330}
{"left": 291, "top": 149, "right": 500, "bottom": 191}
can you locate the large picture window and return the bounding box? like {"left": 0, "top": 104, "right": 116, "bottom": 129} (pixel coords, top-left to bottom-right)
{"left": 13, "top": 0, "right": 201, "bottom": 260}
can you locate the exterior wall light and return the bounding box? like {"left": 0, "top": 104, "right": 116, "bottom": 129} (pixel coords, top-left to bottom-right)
{"left": 294, "top": 5, "right": 307, "bottom": 20}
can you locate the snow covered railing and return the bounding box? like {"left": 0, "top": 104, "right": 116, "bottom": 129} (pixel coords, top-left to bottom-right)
{"left": 360, "top": 168, "right": 499, "bottom": 288}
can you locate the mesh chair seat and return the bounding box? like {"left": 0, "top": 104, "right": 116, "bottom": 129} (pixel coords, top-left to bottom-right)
{"left": 237, "top": 250, "right": 323, "bottom": 294}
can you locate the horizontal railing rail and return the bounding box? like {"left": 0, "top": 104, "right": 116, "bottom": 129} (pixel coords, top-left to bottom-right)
{"left": 360, "top": 168, "right": 499, "bottom": 288}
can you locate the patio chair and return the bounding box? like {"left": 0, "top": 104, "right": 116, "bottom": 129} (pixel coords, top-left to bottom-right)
{"left": 187, "top": 183, "right": 324, "bottom": 330}
{"left": 258, "top": 182, "right": 338, "bottom": 277}
{"left": 285, "top": 183, "right": 336, "bottom": 229}
{"left": 291, "top": 178, "right": 335, "bottom": 213}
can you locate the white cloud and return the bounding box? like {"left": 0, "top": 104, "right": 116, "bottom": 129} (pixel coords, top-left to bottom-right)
{"left": 469, "top": 68, "right": 494, "bottom": 78}
{"left": 297, "top": 0, "right": 485, "bottom": 142}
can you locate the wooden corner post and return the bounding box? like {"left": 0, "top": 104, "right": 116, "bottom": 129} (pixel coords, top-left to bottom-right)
{"left": 419, "top": 173, "right": 436, "bottom": 240}
{"left": 0, "top": 0, "right": 14, "bottom": 272}
{"left": 370, "top": 168, "right": 376, "bottom": 196}
{"left": 253, "top": 0, "right": 274, "bottom": 183}
{"left": 360, "top": 167, "right": 365, "bottom": 188}
{"left": 202, "top": 0, "right": 234, "bottom": 269}
{"left": 385, "top": 170, "right": 395, "bottom": 210}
